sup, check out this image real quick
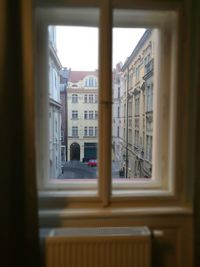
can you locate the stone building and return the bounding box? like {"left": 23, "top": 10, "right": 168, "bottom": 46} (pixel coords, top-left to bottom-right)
{"left": 113, "top": 29, "right": 158, "bottom": 178}
{"left": 67, "top": 70, "right": 98, "bottom": 162}
{"left": 48, "top": 26, "right": 62, "bottom": 178}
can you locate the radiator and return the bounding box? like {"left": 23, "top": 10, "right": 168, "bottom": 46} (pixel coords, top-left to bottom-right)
{"left": 45, "top": 227, "right": 151, "bottom": 267}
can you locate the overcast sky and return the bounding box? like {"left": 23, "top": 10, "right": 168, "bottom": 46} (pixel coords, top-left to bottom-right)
{"left": 56, "top": 26, "right": 145, "bottom": 71}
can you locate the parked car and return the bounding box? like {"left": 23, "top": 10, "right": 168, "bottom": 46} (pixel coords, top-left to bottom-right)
{"left": 87, "top": 159, "right": 97, "bottom": 167}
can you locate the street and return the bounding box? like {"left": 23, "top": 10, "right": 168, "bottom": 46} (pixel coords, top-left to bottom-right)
{"left": 58, "top": 160, "right": 120, "bottom": 179}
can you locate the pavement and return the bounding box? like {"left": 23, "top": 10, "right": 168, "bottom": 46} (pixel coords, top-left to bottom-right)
{"left": 58, "top": 160, "right": 121, "bottom": 179}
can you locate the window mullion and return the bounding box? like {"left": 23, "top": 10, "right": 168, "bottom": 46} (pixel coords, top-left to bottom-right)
{"left": 99, "top": 0, "right": 112, "bottom": 206}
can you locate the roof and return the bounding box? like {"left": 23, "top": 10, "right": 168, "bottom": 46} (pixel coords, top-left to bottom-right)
{"left": 122, "top": 29, "right": 152, "bottom": 71}
{"left": 69, "top": 70, "right": 98, "bottom": 83}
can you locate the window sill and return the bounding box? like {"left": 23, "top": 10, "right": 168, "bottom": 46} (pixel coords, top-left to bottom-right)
{"left": 39, "top": 205, "right": 193, "bottom": 221}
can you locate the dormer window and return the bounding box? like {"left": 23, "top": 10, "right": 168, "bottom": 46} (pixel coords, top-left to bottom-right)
{"left": 85, "top": 77, "right": 97, "bottom": 87}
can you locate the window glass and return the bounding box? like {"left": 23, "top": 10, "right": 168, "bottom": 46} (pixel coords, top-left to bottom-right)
{"left": 112, "top": 27, "right": 155, "bottom": 180}
{"left": 48, "top": 25, "right": 99, "bottom": 179}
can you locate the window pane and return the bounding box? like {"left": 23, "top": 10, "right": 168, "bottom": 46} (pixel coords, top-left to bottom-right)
{"left": 48, "top": 25, "right": 99, "bottom": 180}
{"left": 112, "top": 27, "right": 155, "bottom": 181}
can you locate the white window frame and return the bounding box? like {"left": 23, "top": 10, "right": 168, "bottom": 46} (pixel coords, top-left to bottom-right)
{"left": 89, "top": 110, "right": 93, "bottom": 119}
{"left": 72, "top": 110, "right": 78, "bottom": 119}
{"left": 72, "top": 94, "right": 78, "bottom": 103}
{"left": 72, "top": 126, "right": 78, "bottom": 137}
{"left": 89, "top": 94, "right": 93, "bottom": 103}
{"left": 89, "top": 126, "right": 93, "bottom": 136}
{"left": 84, "top": 126, "right": 88, "bottom": 136}
{"left": 35, "top": 6, "right": 186, "bottom": 207}
{"left": 84, "top": 110, "right": 88, "bottom": 119}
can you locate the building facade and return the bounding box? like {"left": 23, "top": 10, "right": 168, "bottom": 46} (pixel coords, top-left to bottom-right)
{"left": 60, "top": 67, "right": 70, "bottom": 163}
{"left": 113, "top": 29, "right": 158, "bottom": 178}
{"left": 48, "top": 26, "right": 62, "bottom": 178}
{"left": 67, "top": 71, "right": 98, "bottom": 162}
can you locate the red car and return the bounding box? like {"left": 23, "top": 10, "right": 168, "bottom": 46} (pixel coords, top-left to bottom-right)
{"left": 87, "top": 159, "right": 97, "bottom": 167}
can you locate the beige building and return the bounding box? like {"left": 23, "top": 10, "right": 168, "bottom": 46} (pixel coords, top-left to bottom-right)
{"left": 67, "top": 71, "right": 98, "bottom": 162}
{"left": 113, "top": 29, "right": 158, "bottom": 178}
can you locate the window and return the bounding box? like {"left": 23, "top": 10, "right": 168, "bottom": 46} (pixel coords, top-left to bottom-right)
{"left": 84, "top": 126, "right": 88, "bottom": 136}
{"left": 89, "top": 110, "right": 93, "bottom": 119}
{"left": 72, "top": 126, "right": 78, "bottom": 137}
{"left": 135, "top": 130, "right": 139, "bottom": 147}
{"left": 89, "top": 94, "right": 93, "bottom": 103}
{"left": 72, "top": 110, "right": 78, "bottom": 119}
{"left": 135, "top": 95, "right": 140, "bottom": 115}
{"left": 95, "top": 127, "right": 98, "bottom": 136}
{"left": 95, "top": 111, "right": 98, "bottom": 119}
{"left": 146, "top": 84, "right": 153, "bottom": 112}
{"left": 72, "top": 94, "right": 78, "bottom": 103}
{"left": 135, "top": 118, "right": 139, "bottom": 128}
{"left": 36, "top": 7, "right": 180, "bottom": 202}
{"left": 85, "top": 77, "right": 97, "bottom": 87}
{"left": 146, "top": 135, "right": 152, "bottom": 162}
{"left": 89, "top": 127, "right": 93, "bottom": 136}
{"left": 84, "top": 110, "right": 88, "bottom": 119}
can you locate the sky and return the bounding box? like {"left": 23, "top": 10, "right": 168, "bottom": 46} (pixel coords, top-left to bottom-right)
{"left": 56, "top": 26, "right": 145, "bottom": 71}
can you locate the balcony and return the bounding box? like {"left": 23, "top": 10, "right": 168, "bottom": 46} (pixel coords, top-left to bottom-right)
{"left": 143, "top": 59, "right": 154, "bottom": 80}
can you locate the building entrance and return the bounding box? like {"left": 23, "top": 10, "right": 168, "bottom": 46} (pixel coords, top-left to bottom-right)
{"left": 70, "top": 143, "right": 80, "bottom": 161}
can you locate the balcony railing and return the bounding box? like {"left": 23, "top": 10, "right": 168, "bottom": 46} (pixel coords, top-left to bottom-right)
{"left": 144, "top": 59, "right": 154, "bottom": 76}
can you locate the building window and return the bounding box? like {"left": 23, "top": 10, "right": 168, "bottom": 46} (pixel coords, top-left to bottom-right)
{"left": 61, "top": 130, "right": 64, "bottom": 142}
{"left": 89, "top": 127, "right": 93, "bottom": 136}
{"left": 72, "top": 126, "right": 78, "bottom": 137}
{"left": 84, "top": 94, "right": 87, "bottom": 103}
{"left": 146, "top": 116, "right": 153, "bottom": 131}
{"left": 72, "top": 110, "right": 78, "bottom": 119}
{"left": 89, "top": 110, "right": 93, "bottom": 119}
{"left": 135, "top": 118, "right": 139, "bottom": 128}
{"left": 95, "top": 94, "right": 98, "bottom": 103}
{"left": 85, "top": 77, "right": 96, "bottom": 87}
{"left": 135, "top": 65, "right": 140, "bottom": 82}
{"left": 84, "top": 111, "right": 88, "bottom": 119}
{"left": 95, "top": 111, "right": 98, "bottom": 119}
{"left": 95, "top": 127, "right": 98, "bottom": 136}
{"left": 146, "top": 135, "right": 152, "bottom": 162}
{"left": 72, "top": 94, "right": 78, "bottom": 103}
{"left": 146, "top": 84, "right": 153, "bottom": 112}
{"left": 135, "top": 130, "right": 139, "bottom": 147}
{"left": 89, "top": 94, "right": 93, "bottom": 103}
{"left": 84, "top": 127, "right": 88, "bottom": 136}
{"left": 135, "top": 95, "right": 140, "bottom": 115}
